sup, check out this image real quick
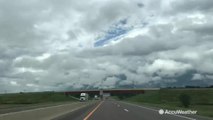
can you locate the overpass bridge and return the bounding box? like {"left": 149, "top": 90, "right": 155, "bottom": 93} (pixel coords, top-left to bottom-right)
{"left": 64, "top": 88, "right": 159, "bottom": 97}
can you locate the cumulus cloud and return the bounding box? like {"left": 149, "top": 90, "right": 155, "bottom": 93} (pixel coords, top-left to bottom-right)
{"left": 192, "top": 73, "right": 204, "bottom": 80}
{"left": 144, "top": 59, "right": 192, "bottom": 77}
{"left": 0, "top": 0, "right": 213, "bottom": 93}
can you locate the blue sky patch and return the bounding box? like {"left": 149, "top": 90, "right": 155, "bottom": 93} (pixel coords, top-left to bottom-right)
{"left": 94, "top": 28, "right": 129, "bottom": 47}
{"left": 94, "top": 19, "right": 130, "bottom": 47}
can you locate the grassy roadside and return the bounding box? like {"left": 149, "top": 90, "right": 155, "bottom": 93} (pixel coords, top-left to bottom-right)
{"left": 0, "top": 92, "right": 76, "bottom": 104}
{"left": 123, "top": 101, "right": 213, "bottom": 118}
{"left": 114, "top": 89, "right": 213, "bottom": 118}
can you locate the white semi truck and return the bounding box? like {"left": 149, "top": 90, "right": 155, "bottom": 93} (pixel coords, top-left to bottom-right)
{"left": 80, "top": 93, "right": 89, "bottom": 101}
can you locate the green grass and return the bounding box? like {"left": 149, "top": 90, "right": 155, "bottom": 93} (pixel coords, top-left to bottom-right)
{"left": 0, "top": 92, "right": 76, "bottom": 104}
{"left": 125, "top": 90, "right": 161, "bottom": 104}
{"left": 118, "top": 88, "right": 213, "bottom": 118}
{"left": 159, "top": 89, "right": 213, "bottom": 105}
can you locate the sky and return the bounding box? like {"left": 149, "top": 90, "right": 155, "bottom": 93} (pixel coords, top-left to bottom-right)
{"left": 0, "top": 0, "right": 213, "bottom": 93}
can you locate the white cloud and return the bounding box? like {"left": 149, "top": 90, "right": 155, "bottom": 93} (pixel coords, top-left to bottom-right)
{"left": 0, "top": 0, "right": 213, "bottom": 93}
{"left": 192, "top": 74, "right": 204, "bottom": 80}
{"left": 102, "top": 77, "right": 119, "bottom": 88}
{"left": 10, "top": 81, "right": 19, "bottom": 86}
{"left": 144, "top": 59, "right": 192, "bottom": 77}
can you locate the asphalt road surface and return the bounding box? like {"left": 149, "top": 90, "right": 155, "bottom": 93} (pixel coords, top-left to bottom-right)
{"left": 53, "top": 100, "right": 211, "bottom": 120}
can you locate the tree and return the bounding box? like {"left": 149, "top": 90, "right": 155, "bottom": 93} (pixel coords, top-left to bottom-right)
{"left": 179, "top": 93, "right": 191, "bottom": 108}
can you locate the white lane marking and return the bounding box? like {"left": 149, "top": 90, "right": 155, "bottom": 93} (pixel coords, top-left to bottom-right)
{"left": 120, "top": 102, "right": 196, "bottom": 120}
{"left": 124, "top": 109, "right": 129, "bottom": 112}
{"left": 0, "top": 102, "right": 79, "bottom": 117}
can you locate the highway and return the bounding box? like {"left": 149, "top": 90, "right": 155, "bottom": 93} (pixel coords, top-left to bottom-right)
{"left": 0, "top": 102, "right": 92, "bottom": 120}
{"left": 54, "top": 100, "right": 211, "bottom": 120}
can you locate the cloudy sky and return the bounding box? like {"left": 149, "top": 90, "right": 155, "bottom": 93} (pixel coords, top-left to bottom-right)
{"left": 0, "top": 0, "right": 213, "bottom": 93}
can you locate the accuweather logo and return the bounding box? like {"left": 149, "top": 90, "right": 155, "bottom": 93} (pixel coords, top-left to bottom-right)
{"left": 159, "top": 109, "right": 164, "bottom": 115}
{"left": 159, "top": 109, "right": 197, "bottom": 115}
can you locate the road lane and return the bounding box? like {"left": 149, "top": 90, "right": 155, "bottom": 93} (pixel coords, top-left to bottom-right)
{"left": 88, "top": 100, "right": 182, "bottom": 120}
{"left": 118, "top": 101, "right": 212, "bottom": 120}
{"left": 0, "top": 102, "right": 78, "bottom": 114}
{"left": 114, "top": 101, "right": 194, "bottom": 120}
{"left": 83, "top": 101, "right": 103, "bottom": 120}
{"left": 53, "top": 102, "right": 99, "bottom": 120}
{"left": 54, "top": 100, "right": 211, "bottom": 120}
{"left": 86, "top": 100, "right": 210, "bottom": 120}
{"left": 0, "top": 102, "right": 95, "bottom": 120}
{"left": 88, "top": 100, "right": 136, "bottom": 120}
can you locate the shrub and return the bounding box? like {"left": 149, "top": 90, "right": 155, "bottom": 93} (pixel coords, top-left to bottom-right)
{"left": 179, "top": 93, "right": 191, "bottom": 108}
